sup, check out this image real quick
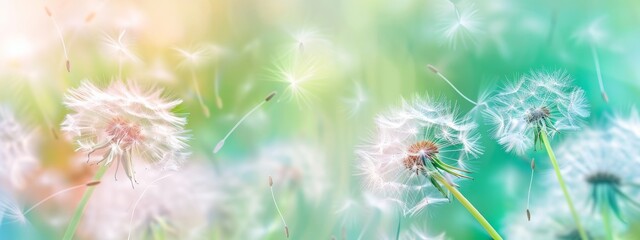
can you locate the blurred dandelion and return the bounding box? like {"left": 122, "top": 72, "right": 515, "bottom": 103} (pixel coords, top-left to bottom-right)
{"left": 574, "top": 18, "right": 610, "bottom": 102}
{"left": 289, "top": 28, "right": 329, "bottom": 55}
{"left": 0, "top": 106, "right": 39, "bottom": 190}
{"left": 79, "top": 164, "right": 221, "bottom": 240}
{"left": 485, "top": 69, "right": 590, "bottom": 239}
{"left": 60, "top": 80, "right": 189, "bottom": 239}
{"left": 0, "top": 188, "right": 25, "bottom": 225}
{"left": 437, "top": 0, "right": 483, "bottom": 50}
{"left": 342, "top": 81, "right": 369, "bottom": 118}
{"left": 356, "top": 96, "right": 501, "bottom": 239}
{"left": 557, "top": 114, "right": 640, "bottom": 239}
{"left": 505, "top": 194, "right": 600, "bottom": 240}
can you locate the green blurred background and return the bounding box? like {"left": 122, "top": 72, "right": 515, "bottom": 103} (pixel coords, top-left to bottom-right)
{"left": 1, "top": 0, "right": 640, "bottom": 239}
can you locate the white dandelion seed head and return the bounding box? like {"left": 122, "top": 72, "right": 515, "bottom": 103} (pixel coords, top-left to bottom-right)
{"left": 357, "top": 96, "right": 481, "bottom": 216}
{"left": 437, "top": 1, "right": 483, "bottom": 50}
{"left": 61, "top": 80, "right": 189, "bottom": 186}
{"left": 0, "top": 106, "right": 39, "bottom": 190}
{"left": 556, "top": 113, "right": 640, "bottom": 222}
{"left": 80, "top": 164, "right": 221, "bottom": 240}
{"left": 485, "top": 70, "right": 589, "bottom": 155}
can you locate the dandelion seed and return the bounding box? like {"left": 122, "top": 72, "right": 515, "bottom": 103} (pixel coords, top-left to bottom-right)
{"left": 526, "top": 158, "right": 534, "bottom": 221}
{"left": 426, "top": 64, "right": 478, "bottom": 106}
{"left": 61, "top": 81, "right": 189, "bottom": 187}
{"left": 269, "top": 53, "right": 321, "bottom": 108}
{"left": 343, "top": 81, "right": 368, "bottom": 118}
{"left": 574, "top": 18, "right": 610, "bottom": 103}
{"left": 269, "top": 176, "right": 289, "bottom": 238}
{"left": 43, "top": 6, "right": 70, "bottom": 72}
{"left": 22, "top": 181, "right": 100, "bottom": 216}
{"left": 437, "top": 1, "right": 483, "bottom": 49}
{"left": 103, "top": 30, "right": 141, "bottom": 79}
{"left": 0, "top": 188, "right": 25, "bottom": 225}
{"left": 175, "top": 46, "right": 213, "bottom": 117}
{"left": 213, "top": 91, "right": 276, "bottom": 154}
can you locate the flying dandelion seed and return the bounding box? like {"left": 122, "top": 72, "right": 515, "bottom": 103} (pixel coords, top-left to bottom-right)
{"left": 22, "top": 181, "right": 101, "bottom": 216}
{"left": 437, "top": 0, "right": 483, "bottom": 50}
{"left": 395, "top": 225, "right": 446, "bottom": 240}
{"left": 343, "top": 81, "right": 369, "bottom": 118}
{"left": 556, "top": 114, "right": 640, "bottom": 239}
{"left": 214, "top": 70, "right": 223, "bottom": 110}
{"left": 213, "top": 91, "right": 276, "bottom": 154}
{"left": 289, "top": 28, "right": 329, "bottom": 55}
{"left": 61, "top": 81, "right": 189, "bottom": 187}
{"left": 574, "top": 18, "right": 610, "bottom": 103}
{"left": 269, "top": 176, "right": 289, "bottom": 238}
{"left": 426, "top": 64, "right": 488, "bottom": 114}
{"left": 175, "top": 46, "right": 213, "bottom": 117}
{"left": 103, "top": 30, "right": 141, "bottom": 79}
{"left": 269, "top": 54, "right": 321, "bottom": 108}
{"left": 43, "top": 6, "right": 70, "bottom": 72}
{"left": 0, "top": 187, "right": 26, "bottom": 225}
{"left": 356, "top": 96, "right": 502, "bottom": 239}
{"left": 0, "top": 106, "right": 39, "bottom": 190}
{"left": 505, "top": 194, "right": 600, "bottom": 240}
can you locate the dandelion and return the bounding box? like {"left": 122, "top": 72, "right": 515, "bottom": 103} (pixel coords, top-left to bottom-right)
{"left": 356, "top": 96, "right": 501, "bottom": 239}
{"left": 426, "top": 64, "right": 488, "bottom": 114}
{"left": 79, "top": 164, "right": 221, "bottom": 240}
{"left": 574, "top": 18, "right": 610, "bottom": 102}
{"left": 60, "top": 80, "right": 189, "bottom": 240}
{"left": 557, "top": 114, "right": 640, "bottom": 239}
{"left": 269, "top": 53, "right": 322, "bottom": 108}
{"left": 437, "top": 0, "right": 483, "bottom": 50}
{"left": 485, "top": 69, "right": 590, "bottom": 239}
{"left": 213, "top": 91, "right": 276, "bottom": 154}
{"left": 0, "top": 106, "right": 39, "bottom": 190}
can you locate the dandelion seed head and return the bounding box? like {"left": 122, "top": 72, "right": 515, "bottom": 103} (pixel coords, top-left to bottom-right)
{"left": 61, "top": 81, "right": 189, "bottom": 187}
{"left": 81, "top": 164, "right": 220, "bottom": 240}
{"left": 357, "top": 96, "right": 481, "bottom": 216}
{"left": 485, "top": 70, "right": 589, "bottom": 154}
{"left": 556, "top": 114, "right": 640, "bottom": 221}
{"left": 0, "top": 106, "right": 38, "bottom": 190}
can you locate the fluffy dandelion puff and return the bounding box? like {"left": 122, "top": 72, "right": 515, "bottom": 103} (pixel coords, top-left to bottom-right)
{"left": 61, "top": 81, "right": 189, "bottom": 187}
{"left": 0, "top": 106, "right": 39, "bottom": 189}
{"left": 356, "top": 96, "right": 481, "bottom": 216}
{"left": 484, "top": 70, "right": 589, "bottom": 155}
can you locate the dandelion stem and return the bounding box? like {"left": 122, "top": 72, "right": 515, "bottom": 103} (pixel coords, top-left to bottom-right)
{"left": 433, "top": 174, "right": 503, "bottom": 240}
{"left": 62, "top": 165, "right": 109, "bottom": 240}
{"left": 540, "top": 131, "right": 589, "bottom": 240}
{"left": 427, "top": 65, "right": 477, "bottom": 106}
{"left": 601, "top": 204, "right": 614, "bottom": 240}
{"left": 269, "top": 176, "right": 289, "bottom": 238}
{"left": 590, "top": 44, "right": 608, "bottom": 102}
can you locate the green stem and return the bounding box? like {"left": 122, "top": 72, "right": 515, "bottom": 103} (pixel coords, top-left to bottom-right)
{"left": 433, "top": 174, "right": 503, "bottom": 240}
{"left": 62, "top": 165, "right": 109, "bottom": 240}
{"left": 395, "top": 210, "right": 402, "bottom": 240}
{"left": 601, "top": 204, "right": 614, "bottom": 240}
{"left": 540, "top": 132, "right": 589, "bottom": 240}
